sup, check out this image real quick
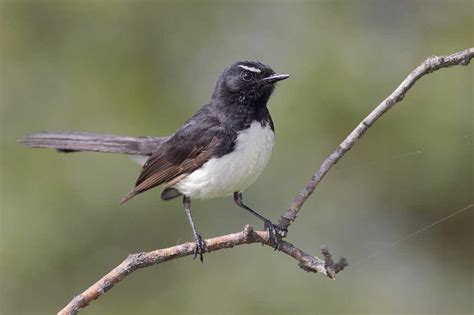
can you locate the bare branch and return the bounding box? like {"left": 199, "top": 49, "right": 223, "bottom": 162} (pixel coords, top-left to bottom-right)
{"left": 276, "top": 47, "right": 474, "bottom": 233}
{"left": 57, "top": 225, "right": 347, "bottom": 315}
{"left": 19, "top": 48, "right": 473, "bottom": 315}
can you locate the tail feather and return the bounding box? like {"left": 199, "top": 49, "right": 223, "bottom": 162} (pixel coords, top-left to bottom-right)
{"left": 20, "top": 131, "right": 173, "bottom": 204}
{"left": 19, "top": 131, "right": 168, "bottom": 155}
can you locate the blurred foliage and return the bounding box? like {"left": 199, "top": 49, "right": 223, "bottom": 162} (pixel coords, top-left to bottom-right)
{"left": 1, "top": 0, "right": 472, "bottom": 314}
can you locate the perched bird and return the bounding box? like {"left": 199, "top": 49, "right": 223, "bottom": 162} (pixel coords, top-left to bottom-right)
{"left": 121, "top": 61, "right": 289, "bottom": 260}
{"left": 20, "top": 61, "right": 289, "bottom": 261}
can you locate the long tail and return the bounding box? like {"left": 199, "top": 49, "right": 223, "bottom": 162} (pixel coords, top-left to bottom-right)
{"left": 19, "top": 131, "right": 168, "bottom": 155}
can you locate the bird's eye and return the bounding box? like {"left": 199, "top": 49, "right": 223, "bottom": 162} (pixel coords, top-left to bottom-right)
{"left": 241, "top": 72, "right": 253, "bottom": 82}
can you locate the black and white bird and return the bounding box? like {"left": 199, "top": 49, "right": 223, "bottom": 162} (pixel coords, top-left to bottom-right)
{"left": 121, "top": 61, "right": 289, "bottom": 260}
{"left": 20, "top": 61, "right": 289, "bottom": 261}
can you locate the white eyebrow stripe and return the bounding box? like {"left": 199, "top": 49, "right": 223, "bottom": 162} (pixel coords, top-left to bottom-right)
{"left": 238, "top": 65, "right": 261, "bottom": 73}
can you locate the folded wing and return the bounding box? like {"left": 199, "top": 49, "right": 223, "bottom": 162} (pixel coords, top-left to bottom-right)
{"left": 120, "top": 109, "right": 223, "bottom": 203}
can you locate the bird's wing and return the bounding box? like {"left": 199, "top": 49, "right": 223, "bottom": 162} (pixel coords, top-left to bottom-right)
{"left": 120, "top": 111, "right": 223, "bottom": 203}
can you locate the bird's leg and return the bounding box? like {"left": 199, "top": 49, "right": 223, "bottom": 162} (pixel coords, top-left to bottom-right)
{"left": 183, "top": 196, "right": 208, "bottom": 262}
{"left": 233, "top": 192, "right": 284, "bottom": 249}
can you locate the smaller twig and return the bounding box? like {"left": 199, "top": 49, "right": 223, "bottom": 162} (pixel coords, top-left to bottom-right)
{"left": 58, "top": 225, "right": 345, "bottom": 315}
{"left": 277, "top": 47, "right": 474, "bottom": 233}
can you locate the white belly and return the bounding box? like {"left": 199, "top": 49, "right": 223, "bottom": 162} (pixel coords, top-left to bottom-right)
{"left": 174, "top": 121, "right": 274, "bottom": 199}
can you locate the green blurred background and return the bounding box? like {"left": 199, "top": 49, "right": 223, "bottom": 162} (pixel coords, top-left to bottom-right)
{"left": 1, "top": 1, "right": 472, "bottom": 314}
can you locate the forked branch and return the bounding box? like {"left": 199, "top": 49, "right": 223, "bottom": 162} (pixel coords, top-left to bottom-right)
{"left": 58, "top": 226, "right": 347, "bottom": 315}
{"left": 19, "top": 48, "right": 473, "bottom": 315}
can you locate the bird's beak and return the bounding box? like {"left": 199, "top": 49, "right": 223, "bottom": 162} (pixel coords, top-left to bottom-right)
{"left": 262, "top": 73, "right": 290, "bottom": 83}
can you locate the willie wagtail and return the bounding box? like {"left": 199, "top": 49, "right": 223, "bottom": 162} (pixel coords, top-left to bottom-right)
{"left": 120, "top": 61, "right": 289, "bottom": 261}
{"left": 20, "top": 61, "right": 289, "bottom": 261}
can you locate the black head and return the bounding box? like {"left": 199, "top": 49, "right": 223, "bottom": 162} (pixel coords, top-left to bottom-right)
{"left": 211, "top": 61, "right": 289, "bottom": 105}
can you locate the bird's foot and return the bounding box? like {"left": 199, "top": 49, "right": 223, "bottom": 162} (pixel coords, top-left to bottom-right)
{"left": 263, "top": 220, "right": 284, "bottom": 250}
{"left": 193, "top": 234, "right": 208, "bottom": 262}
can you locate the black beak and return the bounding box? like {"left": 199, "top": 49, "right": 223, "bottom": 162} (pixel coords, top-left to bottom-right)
{"left": 262, "top": 73, "right": 290, "bottom": 83}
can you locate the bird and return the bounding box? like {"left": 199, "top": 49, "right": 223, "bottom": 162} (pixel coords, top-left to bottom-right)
{"left": 120, "top": 61, "right": 289, "bottom": 261}
{"left": 19, "top": 61, "right": 289, "bottom": 262}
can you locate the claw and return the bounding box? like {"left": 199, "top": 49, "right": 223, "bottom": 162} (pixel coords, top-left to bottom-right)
{"left": 263, "top": 220, "right": 283, "bottom": 250}
{"left": 193, "top": 234, "right": 208, "bottom": 262}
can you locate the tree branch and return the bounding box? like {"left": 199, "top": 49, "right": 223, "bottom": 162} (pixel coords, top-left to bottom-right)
{"left": 276, "top": 47, "right": 474, "bottom": 233}
{"left": 58, "top": 225, "right": 347, "bottom": 315}
{"left": 19, "top": 48, "right": 472, "bottom": 315}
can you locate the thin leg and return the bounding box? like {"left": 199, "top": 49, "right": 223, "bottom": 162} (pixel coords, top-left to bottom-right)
{"left": 183, "top": 196, "right": 208, "bottom": 262}
{"left": 233, "top": 192, "right": 283, "bottom": 249}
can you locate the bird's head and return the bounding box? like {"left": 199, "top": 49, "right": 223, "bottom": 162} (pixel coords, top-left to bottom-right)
{"left": 212, "top": 61, "right": 289, "bottom": 105}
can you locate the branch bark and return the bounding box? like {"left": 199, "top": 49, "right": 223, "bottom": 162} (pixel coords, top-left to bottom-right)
{"left": 19, "top": 48, "right": 473, "bottom": 315}
{"left": 58, "top": 225, "right": 346, "bottom": 315}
